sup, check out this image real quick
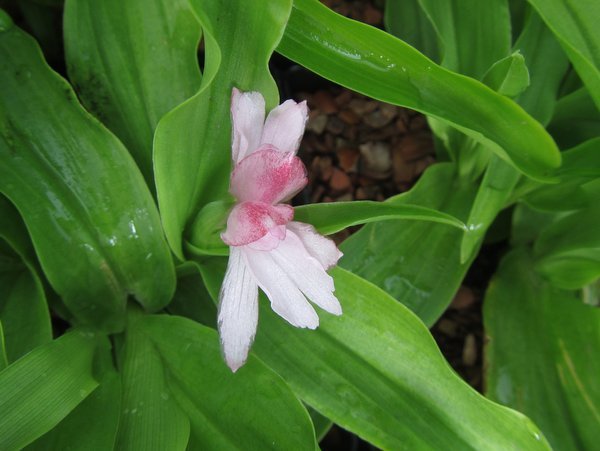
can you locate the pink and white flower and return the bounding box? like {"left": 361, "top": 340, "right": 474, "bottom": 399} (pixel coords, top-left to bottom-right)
{"left": 219, "top": 88, "right": 343, "bottom": 372}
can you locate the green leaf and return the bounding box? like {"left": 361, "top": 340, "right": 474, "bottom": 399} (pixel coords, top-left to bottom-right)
{"left": 139, "top": 314, "right": 316, "bottom": 450}
{"left": 199, "top": 260, "right": 549, "bottom": 450}
{"left": 26, "top": 338, "right": 121, "bottom": 451}
{"left": 482, "top": 52, "right": 530, "bottom": 97}
{"left": 168, "top": 262, "right": 217, "bottom": 328}
{"left": 384, "top": 0, "right": 440, "bottom": 62}
{"left": 512, "top": 9, "right": 569, "bottom": 125}
{"left": 484, "top": 248, "right": 600, "bottom": 450}
{"left": 0, "top": 197, "right": 51, "bottom": 362}
{"left": 295, "top": 201, "right": 466, "bottom": 235}
{"left": 460, "top": 156, "right": 520, "bottom": 262}
{"left": 63, "top": 0, "right": 202, "bottom": 182}
{"left": 534, "top": 206, "right": 600, "bottom": 289}
{"left": 526, "top": 0, "right": 600, "bottom": 109}
{"left": 115, "top": 310, "right": 190, "bottom": 451}
{"left": 0, "top": 330, "right": 99, "bottom": 450}
{"left": 341, "top": 163, "right": 477, "bottom": 325}
{"left": 154, "top": 0, "right": 292, "bottom": 258}
{"left": 0, "top": 322, "right": 7, "bottom": 371}
{"left": 0, "top": 20, "right": 176, "bottom": 331}
{"left": 279, "top": 0, "right": 560, "bottom": 180}
{"left": 416, "top": 0, "right": 512, "bottom": 79}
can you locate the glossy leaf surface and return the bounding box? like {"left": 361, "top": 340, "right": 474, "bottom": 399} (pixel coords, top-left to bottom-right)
{"left": 278, "top": 0, "right": 560, "bottom": 180}
{"left": 154, "top": 0, "right": 292, "bottom": 258}
{"left": 0, "top": 330, "right": 99, "bottom": 450}
{"left": 0, "top": 20, "right": 175, "bottom": 330}
{"left": 526, "top": 0, "right": 600, "bottom": 109}
{"left": 341, "top": 163, "right": 477, "bottom": 325}
{"left": 139, "top": 314, "right": 316, "bottom": 450}
{"left": 485, "top": 249, "right": 600, "bottom": 450}
{"left": 199, "top": 260, "right": 549, "bottom": 450}
{"left": 64, "top": 0, "right": 202, "bottom": 181}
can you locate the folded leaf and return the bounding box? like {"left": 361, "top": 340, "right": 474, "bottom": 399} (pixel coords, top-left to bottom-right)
{"left": 0, "top": 330, "right": 99, "bottom": 450}
{"left": 154, "top": 0, "right": 292, "bottom": 258}
{"left": 0, "top": 19, "right": 175, "bottom": 331}
{"left": 482, "top": 52, "right": 530, "bottom": 97}
{"left": 278, "top": 0, "right": 560, "bottom": 180}
{"left": 484, "top": 248, "right": 600, "bottom": 450}
{"left": 63, "top": 0, "right": 202, "bottom": 182}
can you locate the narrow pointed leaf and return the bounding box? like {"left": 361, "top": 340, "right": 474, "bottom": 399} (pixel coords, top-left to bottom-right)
{"left": 482, "top": 52, "right": 530, "bottom": 97}
{"left": 485, "top": 249, "right": 600, "bottom": 450}
{"left": 63, "top": 0, "right": 202, "bottom": 181}
{"left": 154, "top": 0, "right": 292, "bottom": 258}
{"left": 0, "top": 19, "right": 175, "bottom": 331}
{"left": 0, "top": 330, "right": 99, "bottom": 450}
{"left": 278, "top": 0, "right": 560, "bottom": 180}
{"left": 295, "top": 201, "right": 466, "bottom": 235}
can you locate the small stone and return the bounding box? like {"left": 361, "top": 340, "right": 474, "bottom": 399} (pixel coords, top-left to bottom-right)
{"left": 450, "top": 286, "right": 477, "bottom": 310}
{"left": 410, "top": 114, "right": 428, "bottom": 131}
{"left": 334, "top": 192, "right": 354, "bottom": 202}
{"left": 437, "top": 318, "right": 457, "bottom": 337}
{"left": 329, "top": 168, "right": 352, "bottom": 193}
{"left": 360, "top": 142, "right": 392, "bottom": 178}
{"left": 462, "top": 334, "right": 478, "bottom": 367}
{"left": 392, "top": 152, "right": 416, "bottom": 185}
{"left": 363, "top": 3, "right": 383, "bottom": 25}
{"left": 348, "top": 98, "right": 378, "bottom": 116}
{"left": 310, "top": 184, "right": 326, "bottom": 203}
{"left": 396, "top": 133, "right": 434, "bottom": 162}
{"left": 334, "top": 90, "right": 352, "bottom": 106}
{"left": 312, "top": 156, "right": 333, "bottom": 182}
{"left": 306, "top": 113, "right": 328, "bottom": 134}
{"left": 395, "top": 117, "right": 408, "bottom": 133}
{"left": 339, "top": 108, "right": 361, "bottom": 125}
{"left": 326, "top": 116, "right": 345, "bottom": 135}
{"left": 364, "top": 104, "right": 398, "bottom": 128}
{"left": 337, "top": 148, "right": 360, "bottom": 172}
{"left": 312, "top": 90, "right": 338, "bottom": 114}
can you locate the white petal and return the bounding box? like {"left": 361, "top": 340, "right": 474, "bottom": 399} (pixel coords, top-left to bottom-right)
{"left": 286, "top": 221, "right": 343, "bottom": 270}
{"left": 272, "top": 230, "right": 342, "bottom": 316}
{"left": 218, "top": 247, "right": 259, "bottom": 372}
{"left": 231, "top": 88, "right": 266, "bottom": 163}
{"left": 244, "top": 247, "right": 319, "bottom": 329}
{"left": 260, "top": 99, "right": 308, "bottom": 154}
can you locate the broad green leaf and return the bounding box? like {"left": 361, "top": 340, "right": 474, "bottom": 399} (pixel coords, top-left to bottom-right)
{"left": 0, "top": 19, "right": 175, "bottom": 331}
{"left": 482, "top": 52, "right": 530, "bottom": 97}
{"left": 26, "top": 339, "right": 121, "bottom": 451}
{"left": 115, "top": 309, "right": 190, "bottom": 451}
{"left": 0, "top": 321, "right": 7, "bottom": 370}
{"left": 513, "top": 9, "right": 569, "bottom": 125}
{"left": 534, "top": 206, "right": 600, "bottom": 289}
{"left": 199, "top": 260, "right": 549, "bottom": 450}
{"left": 526, "top": 0, "right": 600, "bottom": 109}
{"left": 168, "top": 262, "right": 217, "bottom": 328}
{"left": 548, "top": 88, "right": 600, "bottom": 149}
{"left": 154, "top": 0, "right": 292, "bottom": 258}
{"left": 484, "top": 248, "right": 600, "bottom": 450}
{"left": 0, "top": 330, "right": 99, "bottom": 450}
{"left": 384, "top": 0, "right": 439, "bottom": 63}
{"left": 307, "top": 407, "right": 332, "bottom": 442}
{"left": 341, "top": 163, "right": 477, "bottom": 326}
{"left": 416, "top": 0, "right": 511, "bottom": 79}
{"left": 0, "top": 197, "right": 51, "bottom": 362}
{"left": 295, "top": 201, "right": 466, "bottom": 235}
{"left": 278, "top": 0, "right": 560, "bottom": 181}
{"left": 64, "top": 0, "right": 202, "bottom": 182}
{"left": 140, "top": 314, "right": 316, "bottom": 450}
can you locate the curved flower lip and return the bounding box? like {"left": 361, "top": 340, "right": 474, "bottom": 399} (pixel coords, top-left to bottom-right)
{"left": 221, "top": 201, "right": 293, "bottom": 247}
